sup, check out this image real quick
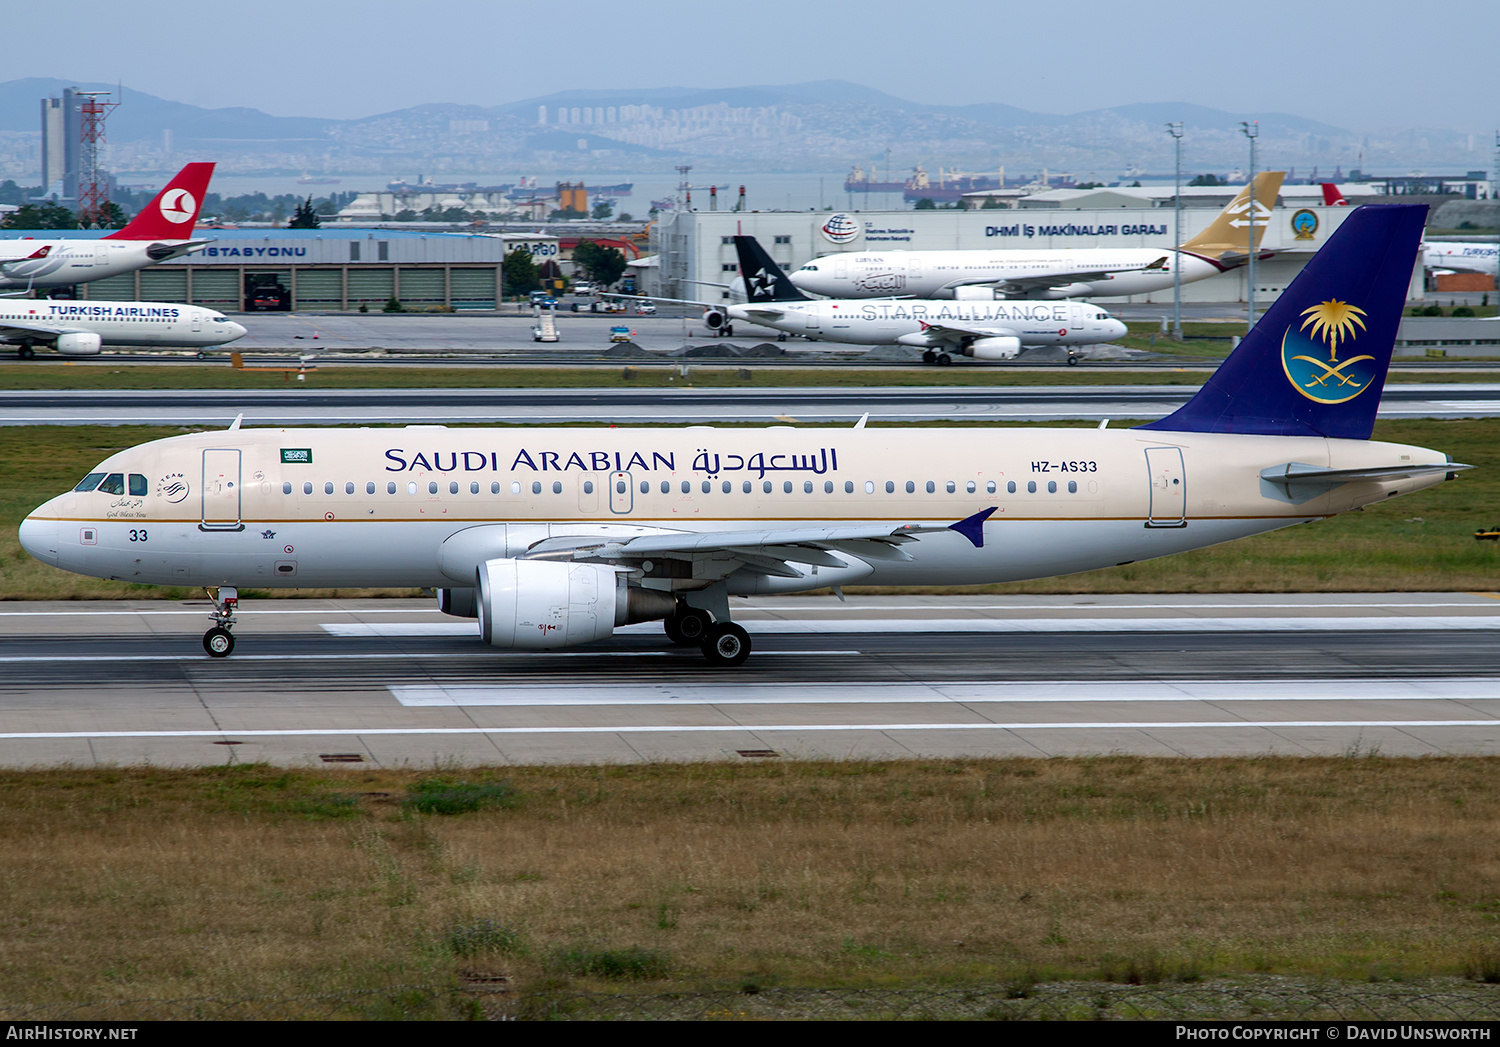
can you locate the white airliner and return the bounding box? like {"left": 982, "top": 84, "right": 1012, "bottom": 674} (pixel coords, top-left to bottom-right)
{"left": 0, "top": 162, "right": 215, "bottom": 293}
{"left": 1423, "top": 240, "right": 1498, "bottom": 277}
{"left": 788, "top": 172, "right": 1284, "bottom": 301}
{"left": 680, "top": 236, "right": 1128, "bottom": 364}
{"left": 18, "top": 206, "right": 1464, "bottom": 667}
{"left": 0, "top": 300, "right": 247, "bottom": 357}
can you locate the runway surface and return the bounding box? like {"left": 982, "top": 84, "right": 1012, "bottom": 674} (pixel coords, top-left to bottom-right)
{"left": 4, "top": 382, "right": 1500, "bottom": 425}
{"left": 3, "top": 593, "right": 1499, "bottom": 767}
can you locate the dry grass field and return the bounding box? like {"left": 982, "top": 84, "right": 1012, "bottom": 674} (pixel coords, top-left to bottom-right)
{"left": 3, "top": 758, "right": 1499, "bottom": 1007}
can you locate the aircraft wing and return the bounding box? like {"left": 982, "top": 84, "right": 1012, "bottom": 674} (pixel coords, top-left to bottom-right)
{"left": 917, "top": 319, "right": 1018, "bottom": 343}
{"left": 602, "top": 292, "right": 717, "bottom": 308}
{"left": 936, "top": 256, "right": 1171, "bottom": 298}
{"left": 521, "top": 509, "right": 997, "bottom": 580}
{"left": 0, "top": 319, "right": 73, "bottom": 342}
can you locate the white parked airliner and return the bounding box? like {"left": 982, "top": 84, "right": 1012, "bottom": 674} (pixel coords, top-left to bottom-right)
{"left": 0, "top": 163, "right": 216, "bottom": 293}
{"left": 19, "top": 206, "right": 1463, "bottom": 667}
{"left": 788, "top": 172, "right": 1284, "bottom": 301}
{"left": 0, "top": 300, "right": 246, "bottom": 357}
{"left": 689, "top": 235, "right": 1128, "bottom": 364}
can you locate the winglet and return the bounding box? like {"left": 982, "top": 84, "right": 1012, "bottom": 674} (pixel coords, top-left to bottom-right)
{"left": 949, "top": 507, "right": 997, "bottom": 548}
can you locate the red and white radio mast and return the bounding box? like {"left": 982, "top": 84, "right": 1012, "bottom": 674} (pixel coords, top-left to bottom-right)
{"left": 75, "top": 90, "right": 119, "bottom": 227}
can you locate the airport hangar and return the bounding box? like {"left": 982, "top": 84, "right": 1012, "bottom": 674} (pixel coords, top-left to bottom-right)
{"left": 646, "top": 189, "right": 1426, "bottom": 306}
{"left": 0, "top": 228, "right": 560, "bottom": 312}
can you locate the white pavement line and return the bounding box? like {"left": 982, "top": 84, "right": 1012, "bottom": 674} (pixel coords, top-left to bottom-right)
{"left": 1, "top": 721, "right": 1495, "bottom": 741}
{"left": 388, "top": 677, "right": 1500, "bottom": 707}
{"left": 0, "top": 650, "right": 860, "bottom": 664}
{"left": 326, "top": 615, "right": 1500, "bottom": 638}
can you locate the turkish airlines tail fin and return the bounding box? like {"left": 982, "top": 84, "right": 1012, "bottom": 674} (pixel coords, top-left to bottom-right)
{"left": 733, "top": 235, "right": 809, "bottom": 302}
{"left": 1139, "top": 204, "right": 1426, "bottom": 441}
{"left": 104, "top": 162, "right": 215, "bottom": 240}
{"left": 1179, "top": 171, "right": 1286, "bottom": 263}
{"left": 1321, "top": 183, "right": 1349, "bottom": 206}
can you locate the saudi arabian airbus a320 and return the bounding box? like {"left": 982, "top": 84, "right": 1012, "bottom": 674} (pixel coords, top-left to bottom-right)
{"left": 19, "top": 205, "right": 1466, "bottom": 666}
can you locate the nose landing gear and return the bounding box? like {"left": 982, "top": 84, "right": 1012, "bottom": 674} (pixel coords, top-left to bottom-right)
{"left": 203, "top": 586, "right": 238, "bottom": 657}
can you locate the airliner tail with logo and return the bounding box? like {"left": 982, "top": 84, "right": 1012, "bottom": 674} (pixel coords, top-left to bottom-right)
{"left": 19, "top": 205, "right": 1465, "bottom": 666}
{"left": 0, "top": 162, "right": 215, "bottom": 293}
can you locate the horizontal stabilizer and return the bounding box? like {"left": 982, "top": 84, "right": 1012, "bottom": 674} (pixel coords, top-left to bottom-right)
{"left": 1260, "top": 460, "right": 1471, "bottom": 497}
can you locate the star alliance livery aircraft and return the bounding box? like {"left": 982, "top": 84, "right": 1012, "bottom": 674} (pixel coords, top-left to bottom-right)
{"left": 703, "top": 235, "right": 1129, "bottom": 365}
{"left": 18, "top": 205, "right": 1465, "bottom": 666}
{"left": 0, "top": 162, "right": 215, "bottom": 294}
{"left": 789, "top": 172, "right": 1285, "bottom": 301}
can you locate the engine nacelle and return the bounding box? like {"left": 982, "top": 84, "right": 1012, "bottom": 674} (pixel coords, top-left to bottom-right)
{"left": 475, "top": 558, "right": 675, "bottom": 649}
{"left": 952, "top": 286, "right": 998, "bottom": 301}
{"left": 702, "top": 308, "right": 727, "bottom": 330}
{"left": 436, "top": 587, "right": 478, "bottom": 619}
{"left": 966, "top": 336, "right": 1022, "bottom": 361}
{"left": 55, "top": 332, "right": 103, "bottom": 356}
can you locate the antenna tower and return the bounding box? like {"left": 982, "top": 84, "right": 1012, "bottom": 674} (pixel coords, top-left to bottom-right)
{"left": 76, "top": 90, "right": 119, "bottom": 227}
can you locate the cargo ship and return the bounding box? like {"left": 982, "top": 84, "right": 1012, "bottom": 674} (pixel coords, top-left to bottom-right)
{"left": 843, "top": 163, "right": 905, "bottom": 194}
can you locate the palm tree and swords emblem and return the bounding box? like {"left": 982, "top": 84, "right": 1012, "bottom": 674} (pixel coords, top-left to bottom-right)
{"left": 1281, "top": 299, "right": 1377, "bottom": 405}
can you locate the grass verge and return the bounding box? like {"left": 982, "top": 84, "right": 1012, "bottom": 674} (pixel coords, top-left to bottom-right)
{"left": 3, "top": 758, "right": 1500, "bottom": 1004}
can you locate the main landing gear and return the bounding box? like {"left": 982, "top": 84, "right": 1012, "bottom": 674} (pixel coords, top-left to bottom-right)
{"left": 921, "top": 349, "right": 952, "bottom": 366}
{"left": 203, "top": 586, "right": 238, "bottom": 657}
{"left": 663, "top": 600, "right": 752, "bottom": 667}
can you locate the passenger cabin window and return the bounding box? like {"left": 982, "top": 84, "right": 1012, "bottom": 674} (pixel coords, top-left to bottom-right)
{"left": 1007, "top": 481, "right": 1017, "bottom": 494}
{"left": 534, "top": 481, "right": 544, "bottom": 495}
{"left": 304, "top": 482, "right": 314, "bottom": 495}
{"left": 324, "top": 482, "right": 334, "bottom": 495}
{"left": 428, "top": 481, "right": 438, "bottom": 494}
{"left": 470, "top": 481, "right": 479, "bottom": 494}
{"left": 346, "top": 482, "right": 356, "bottom": 495}
{"left": 986, "top": 481, "right": 996, "bottom": 494}
{"left": 387, "top": 482, "right": 397, "bottom": 494}
{"left": 552, "top": 481, "right": 562, "bottom": 494}
{"left": 366, "top": 482, "right": 376, "bottom": 495}
{"left": 282, "top": 482, "right": 292, "bottom": 495}
{"left": 449, "top": 481, "right": 459, "bottom": 494}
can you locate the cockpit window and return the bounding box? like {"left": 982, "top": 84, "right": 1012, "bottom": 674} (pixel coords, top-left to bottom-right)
{"left": 129, "top": 474, "right": 148, "bottom": 496}
{"left": 74, "top": 472, "right": 105, "bottom": 492}
{"left": 97, "top": 473, "right": 125, "bottom": 495}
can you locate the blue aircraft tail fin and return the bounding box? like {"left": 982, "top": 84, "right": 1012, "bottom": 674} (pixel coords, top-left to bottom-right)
{"left": 1138, "top": 204, "right": 1426, "bottom": 440}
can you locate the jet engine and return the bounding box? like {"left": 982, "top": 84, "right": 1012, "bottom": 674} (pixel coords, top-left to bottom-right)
{"left": 55, "top": 332, "right": 103, "bottom": 356}
{"left": 475, "top": 558, "right": 674, "bottom": 649}
{"left": 702, "top": 308, "right": 727, "bottom": 330}
{"left": 952, "top": 286, "right": 999, "bottom": 301}
{"left": 965, "top": 336, "right": 1022, "bottom": 361}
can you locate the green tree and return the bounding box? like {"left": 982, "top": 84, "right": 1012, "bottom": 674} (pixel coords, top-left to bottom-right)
{"left": 289, "top": 196, "right": 320, "bottom": 229}
{"left": 503, "top": 248, "right": 540, "bottom": 296}
{"left": 548, "top": 207, "right": 587, "bottom": 221}
{"left": 394, "top": 209, "right": 418, "bottom": 222}
{"left": 1188, "top": 174, "right": 1224, "bottom": 187}
{"left": 571, "top": 240, "right": 628, "bottom": 288}
{"left": 591, "top": 199, "right": 615, "bottom": 220}
{"left": 913, "top": 197, "right": 937, "bottom": 210}
{"left": 1, "top": 202, "right": 77, "bottom": 229}
{"left": 97, "top": 201, "right": 129, "bottom": 229}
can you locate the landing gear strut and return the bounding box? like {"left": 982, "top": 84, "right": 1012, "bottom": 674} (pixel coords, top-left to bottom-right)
{"left": 203, "top": 586, "right": 238, "bottom": 657}
{"left": 663, "top": 604, "right": 711, "bottom": 645}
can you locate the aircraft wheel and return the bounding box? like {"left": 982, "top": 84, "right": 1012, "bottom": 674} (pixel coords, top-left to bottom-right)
{"left": 203, "top": 627, "right": 235, "bottom": 658}
{"left": 937, "top": 353, "right": 953, "bottom": 366}
{"left": 724, "top": 325, "right": 734, "bottom": 337}
{"left": 701, "top": 623, "right": 751, "bottom": 667}
{"left": 18, "top": 345, "right": 34, "bottom": 360}
{"left": 1067, "top": 354, "right": 1079, "bottom": 367}
{"left": 666, "top": 608, "right": 710, "bottom": 646}
{"left": 922, "top": 350, "right": 936, "bottom": 365}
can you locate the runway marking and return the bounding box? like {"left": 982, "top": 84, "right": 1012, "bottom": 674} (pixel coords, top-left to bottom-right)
{"left": 2, "top": 598, "right": 1496, "bottom": 618}
{"left": 326, "top": 615, "right": 1500, "bottom": 638}
{"left": 389, "top": 677, "right": 1500, "bottom": 707}
{"left": 0, "top": 650, "right": 861, "bottom": 664}
{"left": 1, "top": 721, "right": 1495, "bottom": 741}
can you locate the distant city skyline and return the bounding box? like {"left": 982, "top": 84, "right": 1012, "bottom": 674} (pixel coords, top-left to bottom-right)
{"left": 11, "top": 0, "right": 1498, "bottom": 133}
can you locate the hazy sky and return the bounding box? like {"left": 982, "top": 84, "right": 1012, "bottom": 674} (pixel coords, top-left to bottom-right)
{"left": 12, "top": 0, "right": 1496, "bottom": 131}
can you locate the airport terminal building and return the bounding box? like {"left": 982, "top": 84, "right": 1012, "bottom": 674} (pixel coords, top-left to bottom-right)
{"left": 0, "top": 228, "right": 559, "bottom": 311}
{"left": 648, "top": 197, "right": 1422, "bottom": 305}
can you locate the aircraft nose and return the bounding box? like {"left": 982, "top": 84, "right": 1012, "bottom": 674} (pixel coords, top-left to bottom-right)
{"left": 1107, "top": 318, "right": 1129, "bottom": 339}
{"left": 18, "top": 513, "right": 58, "bottom": 567}
{"left": 228, "top": 322, "right": 249, "bottom": 341}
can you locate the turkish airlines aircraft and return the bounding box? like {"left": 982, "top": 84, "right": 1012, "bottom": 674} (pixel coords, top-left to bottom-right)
{"left": 701, "top": 235, "right": 1128, "bottom": 364}
{"left": 19, "top": 206, "right": 1463, "bottom": 666}
{"left": 0, "top": 162, "right": 215, "bottom": 293}
{"left": 0, "top": 300, "right": 246, "bottom": 357}
{"left": 1422, "top": 240, "right": 1498, "bottom": 277}
{"left": 788, "top": 172, "right": 1285, "bottom": 301}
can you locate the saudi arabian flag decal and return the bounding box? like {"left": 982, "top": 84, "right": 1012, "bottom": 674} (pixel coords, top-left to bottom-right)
{"left": 1281, "top": 299, "right": 1377, "bottom": 405}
